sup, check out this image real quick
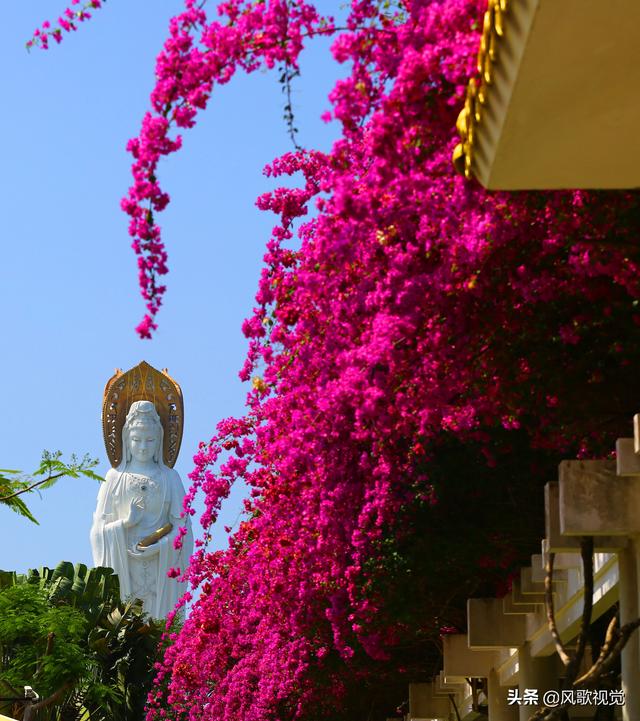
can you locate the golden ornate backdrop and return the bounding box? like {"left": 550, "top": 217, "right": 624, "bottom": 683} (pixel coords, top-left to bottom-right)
{"left": 102, "top": 361, "right": 184, "bottom": 468}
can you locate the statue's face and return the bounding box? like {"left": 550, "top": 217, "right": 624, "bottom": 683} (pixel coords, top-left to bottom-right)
{"left": 128, "top": 423, "right": 159, "bottom": 464}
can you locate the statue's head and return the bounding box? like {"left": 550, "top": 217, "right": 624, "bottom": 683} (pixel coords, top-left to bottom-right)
{"left": 122, "top": 400, "right": 163, "bottom": 465}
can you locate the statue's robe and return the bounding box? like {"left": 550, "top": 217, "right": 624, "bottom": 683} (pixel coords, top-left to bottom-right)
{"left": 90, "top": 465, "right": 193, "bottom": 618}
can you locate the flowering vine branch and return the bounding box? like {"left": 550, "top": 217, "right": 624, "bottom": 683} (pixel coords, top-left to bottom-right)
{"left": 27, "top": 0, "right": 104, "bottom": 50}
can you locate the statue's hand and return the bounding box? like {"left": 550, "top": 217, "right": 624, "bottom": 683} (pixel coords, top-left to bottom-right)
{"left": 128, "top": 542, "right": 161, "bottom": 558}
{"left": 123, "top": 496, "right": 145, "bottom": 529}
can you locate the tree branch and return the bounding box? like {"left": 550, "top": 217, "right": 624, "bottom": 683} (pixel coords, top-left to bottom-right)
{"left": 564, "top": 537, "right": 594, "bottom": 685}
{"left": 579, "top": 616, "right": 640, "bottom": 683}
{"left": 574, "top": 615, "right": 617, "bottom": 685}
{"left": 544, "top": 551, "right": 571, "bottom": 667}
{"left": 449, "top": 692, "right": 462, "bottom": 721}
{"left": 34, "top": 632, "right": 55, "bottom": 679}
{"left": 0, "top": 472, "right": 65, "bottom": 502}
{"left": 532, "top": 537, "right": 640, "bottom": 721}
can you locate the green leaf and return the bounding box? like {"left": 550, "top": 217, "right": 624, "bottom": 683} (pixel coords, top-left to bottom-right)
{"left": 2, "top": 495, "right": 39, "bottom": 524}
{"left": 80, "top": 469, "right": 105, "bottom": 482}
{"left": 1, "top": 451, "right": 101, "bottom": 523}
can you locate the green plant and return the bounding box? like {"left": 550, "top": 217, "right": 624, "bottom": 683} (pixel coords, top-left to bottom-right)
{"left": 0, "top": 562, "right": 164, "bottom": 721}
{"left": 0, "top": 452, "right": 102, "bottom": 524}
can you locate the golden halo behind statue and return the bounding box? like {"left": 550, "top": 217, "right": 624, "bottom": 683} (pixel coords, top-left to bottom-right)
{"left": 102, "top": 361, "right": 184, "bottom": 468}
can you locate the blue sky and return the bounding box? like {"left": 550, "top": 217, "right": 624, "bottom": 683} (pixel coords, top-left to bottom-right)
{"left": 0, "top": 1, "right": 345, "bottom": 571}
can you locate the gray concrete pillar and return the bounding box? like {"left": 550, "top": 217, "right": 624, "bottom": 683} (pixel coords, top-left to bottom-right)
{"left": 488, "top": 668, "right": 518, "bottom": 721}
{"left": 517, "top": 643, "right": 558, "bottom": 721}
{"left": 619, "top": 537, "right": 640, "bottom": 721}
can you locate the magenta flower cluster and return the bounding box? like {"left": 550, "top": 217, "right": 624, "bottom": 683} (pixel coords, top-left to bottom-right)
{"left": 121, "top": 0, "right": 332, "bottom": 338}
{"left": 27, "top": 0, "right": 103, "bottom": 50}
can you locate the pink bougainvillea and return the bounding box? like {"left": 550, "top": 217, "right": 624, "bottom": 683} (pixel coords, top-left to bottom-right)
{"left": 33, "top": 0, "right": 640, "bottom": 718}
{"left": 27, "top": 0, "right": 104, "bottom": 50}
{"left": 122, "top": 0, "right": 636, "bottom": 718}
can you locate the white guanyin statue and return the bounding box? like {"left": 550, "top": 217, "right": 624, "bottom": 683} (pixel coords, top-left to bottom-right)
{"left": 91, "top": 375, "right": 193, "bottom": 618}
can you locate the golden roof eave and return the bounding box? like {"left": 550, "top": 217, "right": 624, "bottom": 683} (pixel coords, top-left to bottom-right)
{"left": 453, "top": 0, "right": 640, "bottom": 190}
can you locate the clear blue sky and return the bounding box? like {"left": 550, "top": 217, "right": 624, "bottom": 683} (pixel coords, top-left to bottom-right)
{"left": 0, "top": 1, "right": 344, "bottom": 571}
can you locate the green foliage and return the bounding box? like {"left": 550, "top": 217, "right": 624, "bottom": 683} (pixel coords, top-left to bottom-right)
{"left": 0, "top": 561, "right": 164, "bottom": 721}
{"left": 87, "top": 599, "right": 167, "bottom": 721}
{"left": 0, "top": 563, "right": 122, "bottom": 629}
{"left": 0, "top": 584, "right": 88, "bottom": 717}
{"left": 0, "top": 452, "right": 102, "bottom": 524}
{"left": 2, "top": 585, "right": 81, "bottom": 683}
